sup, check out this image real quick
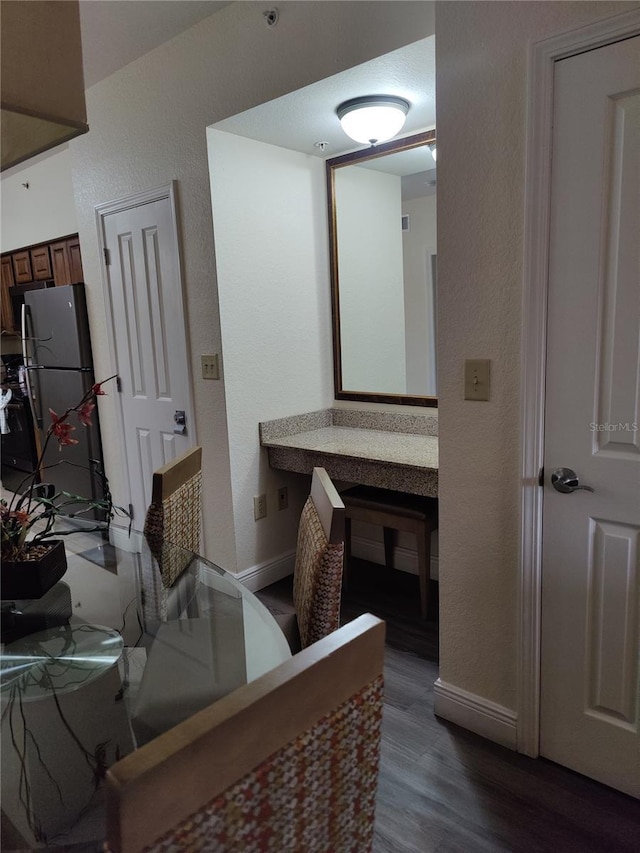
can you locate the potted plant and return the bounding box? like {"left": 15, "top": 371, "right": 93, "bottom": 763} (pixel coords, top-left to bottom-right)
{"left": 1, "top": 376, "right": 129, "bottom": 599}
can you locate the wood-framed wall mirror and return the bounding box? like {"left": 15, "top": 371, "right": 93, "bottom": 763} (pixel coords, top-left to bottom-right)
{"left": 326, "top": 130, "right": 437, "bottom": 407}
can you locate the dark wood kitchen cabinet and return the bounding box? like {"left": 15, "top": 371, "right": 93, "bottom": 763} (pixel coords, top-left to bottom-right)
{"left": 50, "top": 240, "right": 72, "bottom": 285}
{"left": 0, "top": 234, "right": 84, "bottom": 332}
{"left": 67, "top": 237, "right": 83, "bottom": 283}
{"left": 31, "top": 245, "right": 53, "bottom": 280}
{"left": 1, "top": 257, "right": 14, "bottom": 331}
{"left": 51, "top": 237, "right": 84, "bottom": 286}
{"left": 2, "top": 255, "right": 15, "bottom": 288}
{"left": 12, "top": 250, "right": 33, "bottom": 283}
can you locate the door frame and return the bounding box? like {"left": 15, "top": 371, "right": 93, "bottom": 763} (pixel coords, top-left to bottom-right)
{"left": 519, "top": 7, "right": 640, "bottom": 758}
{"left": 95, "top": 181, "right": 196, "bottom": 536}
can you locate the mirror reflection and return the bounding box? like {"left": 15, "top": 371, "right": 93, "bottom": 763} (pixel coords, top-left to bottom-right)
{"left": 327, "top": 131, "right": 437, "bottom": 406}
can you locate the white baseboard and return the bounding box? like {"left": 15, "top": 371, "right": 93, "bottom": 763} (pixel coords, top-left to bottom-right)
{"left": 433, "top": 678, "right": 517, "bottom": 750}
{"left": 235, "top": 550, "right": 296, "bottom": 592}
{"left": 234, "top": 533, "right": 438, "bottom": 593}
{"left": 351, "top": 534, "right": 439, "bottom": 580}
{"left": 108, "top": 525, "right": 294, "bottom": 587}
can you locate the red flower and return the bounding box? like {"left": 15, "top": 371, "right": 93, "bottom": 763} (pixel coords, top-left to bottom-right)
{"left": 77, "top": 401, "right": 95, "bottom": 427}
{"left": 49, "top": 409, "right": 79, "bottom": 447}
{"left": 2, "top": 507, "right": 29, "bottom": 526}
{"left": 92, "top": 382, "right": 107, "bottom": 396}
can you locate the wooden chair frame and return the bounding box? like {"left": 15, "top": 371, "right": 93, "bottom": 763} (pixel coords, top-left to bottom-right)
{"left": 150, "top": 446, "right": 202, "bottom": 504}
{"left": 309, "top": 465, "right": 345, "bottom": 543}
{"left": 106, "top": 613, "right": 385, "bottom": 853}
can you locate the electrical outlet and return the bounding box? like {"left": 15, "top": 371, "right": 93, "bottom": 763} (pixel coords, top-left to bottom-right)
{"left": 201, "top": 354, "right": 219, "bottom": 380}
{"left": 253, "top": 493, "right": 267, "bottom": 521}
{"left": 277, "top": 486, "right": 288, "bottom": 511}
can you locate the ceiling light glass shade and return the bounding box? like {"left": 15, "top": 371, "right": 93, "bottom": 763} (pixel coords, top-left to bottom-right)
{"left": 337, "top": 96, "right": 410, "bottom": 145}
{"left": 429, "top": 142, "right": 437, "bottom": 161}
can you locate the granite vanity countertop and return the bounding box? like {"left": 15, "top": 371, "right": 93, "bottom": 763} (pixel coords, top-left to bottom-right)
{"left": 260, "top": 409, "right": 438, "bottom": 496}
{"left": 261, "top": 425, "right": 438, "bottom": 470}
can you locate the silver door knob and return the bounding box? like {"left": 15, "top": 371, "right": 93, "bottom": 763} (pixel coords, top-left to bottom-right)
{"left": 173, "top": 410, "right": 186, "bottom": 435}
{"left": 551, "top": 467, "right": 594, "bottom": 494}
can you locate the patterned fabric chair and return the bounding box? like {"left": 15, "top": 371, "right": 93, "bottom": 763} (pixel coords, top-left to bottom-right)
{"left": 105, "top": 613, "right": 385, "bottom": 853}
{"left": 278, "top": 467, "right": 345, "bottom": 651}
{"left": 143, "top": 446, "right": 202, "bottom": 588}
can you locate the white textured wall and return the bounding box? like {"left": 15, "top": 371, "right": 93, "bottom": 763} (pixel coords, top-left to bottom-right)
{"left": 436, "top": 0, "right": 637, "bottom": 712}
{"left": 68, "top": 1, "right": 434, "bottom": 571}
{"left": 336, "top": 166, "right": 405, "bottom": 393}
{"left": 0, "top": 146, "right": 78, "bottom": 252}
{"left": 208, "top": 130, "right": 333, "bottom": 571}
{"left": 402, "top": 194, "right": 436, "bottom": 395}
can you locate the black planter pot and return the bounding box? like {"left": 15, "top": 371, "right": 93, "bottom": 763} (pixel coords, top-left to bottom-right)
{"left": 1, "top": 540, "right": 67, "bottom": 599}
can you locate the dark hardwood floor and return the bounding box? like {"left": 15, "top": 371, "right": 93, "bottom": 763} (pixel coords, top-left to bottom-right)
{"left": 257, "top": 559, "right": 640, "bottom": 853}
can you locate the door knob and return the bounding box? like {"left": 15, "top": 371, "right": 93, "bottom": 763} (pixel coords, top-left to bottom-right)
{"left": 550, "top": 467, "right": 594, "bottom": 494}
{"left": 173, "top": 410, "right": 186, "bottom": 435}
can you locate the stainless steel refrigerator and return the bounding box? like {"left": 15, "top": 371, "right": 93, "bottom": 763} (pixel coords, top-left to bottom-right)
{"left": 21, "top": 284, "right": 106, "bottom": 515}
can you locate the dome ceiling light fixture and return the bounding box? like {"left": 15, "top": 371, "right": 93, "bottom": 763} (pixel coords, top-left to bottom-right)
{"left": 336, "top": 95, "right": 410, "bottom": 146}
{"left": 428, "top": 142, "right": 437, "bottom": 161}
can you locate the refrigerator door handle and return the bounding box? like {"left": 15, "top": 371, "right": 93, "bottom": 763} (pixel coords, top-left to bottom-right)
{"left": 29, "top": 368, "right": 44, "bottom": 430}
{"left": 21, "top": 304, "right": 43, "bottom": 429}
{"left": 21, "top": 302, "right": 30, "bottom": 365}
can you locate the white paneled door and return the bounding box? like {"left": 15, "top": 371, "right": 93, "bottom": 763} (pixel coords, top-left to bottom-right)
{"left": 98, "top": 185, "right": 195, "bottom": 530}
{"left": 541, "top": 36, "right": 640, "bottom": 797}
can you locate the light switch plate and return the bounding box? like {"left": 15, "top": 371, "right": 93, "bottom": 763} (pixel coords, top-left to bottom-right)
{"left": 201, "top": 354, "right": 219, "bottom": 380}
{"left": 464, "top": 359, "right": 490, "bottom": 401}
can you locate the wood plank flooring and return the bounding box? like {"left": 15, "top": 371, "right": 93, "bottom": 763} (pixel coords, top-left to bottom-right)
{"left": 257, "top": 559, "right": 640, "bottom": 853}
{"left": 9, "top": 509, "right": 638, "bottom": 851}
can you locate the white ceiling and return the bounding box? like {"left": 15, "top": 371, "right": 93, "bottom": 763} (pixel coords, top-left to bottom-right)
{"left": 77, "top": 4, "right": 434, "bottom": 163}
{"left": 214, "top": 36, "right": 436, "bottom": 160}
{"left": 76, "top": 6, "right": 435, "bottom": 191}
{"left": 79, "top": 1, "right": 229, "bottom": 89}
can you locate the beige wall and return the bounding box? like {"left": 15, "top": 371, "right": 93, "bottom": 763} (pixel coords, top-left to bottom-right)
{"left": 69, "top": 1, "right": 434, "bottom": 570}
{"left": 208, "top": 130, "right": 333, "bottom": 573}
{"left": 1, "top": 147, "right": 78, "bottom": 252}
{"left": 436, "top": 0, "right": 639, "bottom": 712}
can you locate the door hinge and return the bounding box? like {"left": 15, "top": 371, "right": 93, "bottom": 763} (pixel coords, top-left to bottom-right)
{"left": 538, "top": 467, "right": 545, "bottom": 487}
{"left": 116, "top": 375, "right": 122, "bottom": 392}
{"left": 103, "top": 247, "right": 111, "bottom": 266}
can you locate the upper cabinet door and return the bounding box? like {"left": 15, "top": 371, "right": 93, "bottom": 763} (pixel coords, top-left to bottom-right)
{"left": 51, "top": 238, "right": 84, "bottom": 285}
{"left": 31, "top": 245, "right": 53, "bottom": 280}
{"left": 67, "top": 237, "right": 84, "bottom": 283}
{"left": 50, "top": 240, "right": 72, "bottom": 286}
{"left": 1, "top": 256, "right": 15, "bottom": 288}
{"left": 1, "top": 257, "right": 15, "bottom": 331}
{"left": 12, "top": 250, "right": 32, "bottom": 283}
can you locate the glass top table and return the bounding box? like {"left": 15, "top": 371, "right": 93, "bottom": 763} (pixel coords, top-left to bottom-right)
{"left": 0, "top": 532, "right": 291, "bottom": 850}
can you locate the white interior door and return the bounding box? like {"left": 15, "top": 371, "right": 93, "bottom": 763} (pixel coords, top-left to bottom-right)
{"left": 98, "top": 184, "right": 195, "bottom": 530}
{"left": 541, "top": 36, "right": 640, "bottom": 797}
